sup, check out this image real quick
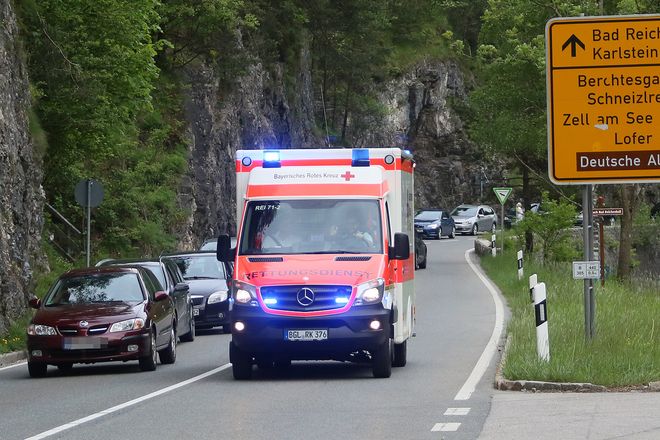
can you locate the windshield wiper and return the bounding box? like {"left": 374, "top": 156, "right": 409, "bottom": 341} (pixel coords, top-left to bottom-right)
{"left": 298, "top": 250, "right": 362, "bottom": 254}
{"left": 184, "top": 276, "right": 218, "bottom": 280}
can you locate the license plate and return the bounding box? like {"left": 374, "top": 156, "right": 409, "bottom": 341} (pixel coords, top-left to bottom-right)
{"left": 285, "top": 329, "right": 328, "bottom": 341}
{"left": 63, "top": 337, "right": 106, "bottom": 350}
{"left": 193, "top": 308, "right": 200, "bottom": 316}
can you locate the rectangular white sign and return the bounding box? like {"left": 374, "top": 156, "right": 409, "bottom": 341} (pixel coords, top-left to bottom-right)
{"left": 572, "top": 261, "right": 601, "bottom": 280}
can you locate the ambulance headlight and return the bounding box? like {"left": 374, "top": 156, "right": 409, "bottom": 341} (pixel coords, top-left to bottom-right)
{"left": 233, "top": 281, "right": 258, "bottom": 306}
{"left": 355, "top": 278, "right": 385, "bottom": 305}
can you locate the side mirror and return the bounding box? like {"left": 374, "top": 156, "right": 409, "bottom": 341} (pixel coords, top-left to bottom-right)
{"left": 154, "top": 291, "right": 169, "bottom": 302}
{"left": 389, "top": 233, "right": 410, "bottom": 260}
{"left": 174, "top": 282, "right": 189, "bottom": 293}
{"left": 216, "top": 234, "right": 234, "bottom": 263}
{"left": 28, "top": 297, "right": 41, "bottom": 309}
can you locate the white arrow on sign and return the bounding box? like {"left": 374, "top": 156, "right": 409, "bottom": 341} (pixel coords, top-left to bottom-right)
{"left": 493, "top": 187, "right": 513, "bottom": 205}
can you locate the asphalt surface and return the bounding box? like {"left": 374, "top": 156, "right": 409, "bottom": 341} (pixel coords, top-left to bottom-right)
{"left": 2, "top": 235, "right": 657, "bottom": 439}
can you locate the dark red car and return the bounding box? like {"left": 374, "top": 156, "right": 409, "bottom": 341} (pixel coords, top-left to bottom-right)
{"left": 26, "top": 266, "right": 177, "bottom": 377}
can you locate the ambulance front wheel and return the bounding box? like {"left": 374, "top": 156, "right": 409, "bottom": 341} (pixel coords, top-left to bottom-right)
{"left": 372, "top": 339, "right": 393, "bottom": 378}
{"left": 392, "top": 340, "right": 407, "bottom": 367}
{"left": 230, "top": 341, "right": 253, "bottom": 380}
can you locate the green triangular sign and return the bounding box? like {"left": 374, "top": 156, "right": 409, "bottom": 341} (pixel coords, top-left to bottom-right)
{"left": 493, "top": 187, "right": 513, "bottom": 205}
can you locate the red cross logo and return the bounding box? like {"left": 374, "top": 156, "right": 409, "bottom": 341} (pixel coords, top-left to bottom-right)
{"left": 341, "top": 171, "right": 355, "bottom": 181}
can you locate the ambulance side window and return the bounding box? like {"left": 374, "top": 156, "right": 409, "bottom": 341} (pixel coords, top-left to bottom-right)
{"left": 385, "top": 202, "right": 392, "bottom": 244}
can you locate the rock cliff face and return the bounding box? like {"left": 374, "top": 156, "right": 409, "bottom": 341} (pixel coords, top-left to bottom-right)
{"left": 179, "top": 46, "right": 322, "bottom": 247}
{"left": 0, "top": 1, "right": 44, "bottom": 334}
{"left": 180, "top": 56, "right": 493, "bottom": 244}
{"left": 368, "top": 60, "right": 501, "bottom": 211}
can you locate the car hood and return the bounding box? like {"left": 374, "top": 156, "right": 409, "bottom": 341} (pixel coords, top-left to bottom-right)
{"left": 235, "top": 254, "right": 386, "bottom": 288}
{"left": 34, "top": 303, "right": 142, "bottom": 326}
{"left": 452, "top": 215, "right": 475, "bottom": 221}
{"left": 184, "top": 278, "right": 229, "bottom": 296}
{"left": 414, "top": 219, "right": 439, "bottom": 225}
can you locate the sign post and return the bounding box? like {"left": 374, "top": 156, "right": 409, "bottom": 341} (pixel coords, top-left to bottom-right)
{"left": 493, "top": 187, "right": 512, "bottom": 254}
{"left": 75, "top": 179, "right": 104, "bottom": 267}
{"left": 546, "top": 14, "right": 660, "bottom": 340}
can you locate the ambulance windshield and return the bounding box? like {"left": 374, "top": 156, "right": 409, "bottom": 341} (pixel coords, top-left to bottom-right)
{"left": 239, "top": 199, "right": 383, "bottom": 255}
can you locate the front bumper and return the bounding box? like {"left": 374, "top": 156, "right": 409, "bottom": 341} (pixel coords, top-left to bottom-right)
{"left": 231, "top": 305, "right": 390, "bottom": 361}
{"left": 27, "top": 331, "right": 150, "bottom": 365}
{"left": 193, "top": 301, "right": 230, "bottom": 328}
{"left": 454, "top": 223, "right": 473, "bottom": 233}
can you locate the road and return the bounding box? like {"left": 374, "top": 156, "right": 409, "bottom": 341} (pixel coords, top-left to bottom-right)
{"left": 0, "top": 235, "right": 503, "bottom": 440}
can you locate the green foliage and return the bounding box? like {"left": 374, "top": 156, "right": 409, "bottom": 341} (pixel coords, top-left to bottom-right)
{"left": 514, "top": 193, "right": 578, "bottom": 262}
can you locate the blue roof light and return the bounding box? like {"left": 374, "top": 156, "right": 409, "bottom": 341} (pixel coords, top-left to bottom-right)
{"left": 263, "top": 150, "right": 281, "bottom": 168}
{"left": 335, "top": 297, "right": 350, "bottom": 304}
{"left": 263, "top": 298, "right": 278, "bottom": 305}
{"left": 351, "top": 149, "right": 370, "bottom": 167}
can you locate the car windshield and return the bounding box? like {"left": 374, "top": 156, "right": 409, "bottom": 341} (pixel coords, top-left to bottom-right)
{"left": 451, "top": 206, "right": 477, "bottom": 216}
{"left": 239, "top": 199, "right": 383, "bottom": 255}
{"left": 45, "top": 273, "right": 144, "bottom": 306}
{"left": 168, "top": 255, "right": 226, "bottom": 280}
{"left": 200, "top": 240, "right": 216, "bottom": 251}
{"left": 415, "top": 211, "right": 442, "bottom": 221}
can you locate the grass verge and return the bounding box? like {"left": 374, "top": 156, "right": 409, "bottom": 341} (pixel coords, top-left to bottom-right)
{"left": 480, "top": 248, "right": 660, "bottom": 387}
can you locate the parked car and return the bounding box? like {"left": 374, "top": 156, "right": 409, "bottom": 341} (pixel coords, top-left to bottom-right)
{"left": 163, "top": 251, "right": 231, "bottom": 332}
{"left": 414, "top": 209, "right": 456, "bottom": 239}
{"left": 451, "top": 204, "right": 498, "bottom": 235}
{"left": 414, "top": 231, "right": 427, "bottom": 270}
{"left": 96, "top": 258, "right": 195, "bottom": 343}
{"left": 26, "top": 266, "right": 177, "bottom": 377}
{"left": 199, "top": 236, "right": 237, "bottom": 251}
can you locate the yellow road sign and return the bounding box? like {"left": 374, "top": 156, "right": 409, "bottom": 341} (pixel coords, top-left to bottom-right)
{"left": 546, "top": 15, "right": 660, "bottom": 184}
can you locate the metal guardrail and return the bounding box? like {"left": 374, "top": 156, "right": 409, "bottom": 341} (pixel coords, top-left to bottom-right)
{"left": 45, "top": 203, "right": 83, "bottom": 262}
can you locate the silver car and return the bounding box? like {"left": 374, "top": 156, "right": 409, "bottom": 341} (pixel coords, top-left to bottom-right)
{"left": 451, "top": 204, "right": 498, "bottom": 235}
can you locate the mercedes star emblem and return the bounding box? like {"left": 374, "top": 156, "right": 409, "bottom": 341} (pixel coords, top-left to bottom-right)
{"left": 296, "top": 288, "right": 315, "bottom": 307}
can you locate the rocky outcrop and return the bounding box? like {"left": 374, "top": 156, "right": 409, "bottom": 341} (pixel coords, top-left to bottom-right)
{"left": 180, "top": 54, "right": 491, "bottom": 246}
{"left": 368, "top": 60, "right": 502, "bottom": 211}
{"left": 180, "top": 45, "right": 322, "bottom": 247}
{"left": 0, "top": 1, "right": 44, "bottom": 334}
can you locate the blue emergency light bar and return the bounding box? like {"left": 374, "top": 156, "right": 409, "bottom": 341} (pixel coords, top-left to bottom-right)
{"left": 262, "top": 150, "right": 281, "bottom": 168}
{"left": 263, "top": 298, "right": 278, "bottom": 305}
{"left": 351, "top": 149, "right": 370, "bottom": 167}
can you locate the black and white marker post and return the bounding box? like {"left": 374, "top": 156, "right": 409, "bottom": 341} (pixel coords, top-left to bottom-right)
{"left": 491, "top": 234, "right": 496, "bottom": 257}
{"left": 532, "top": 281, "right": 550, "bottom": 362}
{"left": 528, "top": 273, "right": 537, "bottom": 303}
{"left": 517, "top": 250, "right": 523, "bottom": 280}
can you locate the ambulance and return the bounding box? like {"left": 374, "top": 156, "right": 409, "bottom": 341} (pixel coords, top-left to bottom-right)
{"left": 216, "top": 148, "right": 415, "bottom": 379}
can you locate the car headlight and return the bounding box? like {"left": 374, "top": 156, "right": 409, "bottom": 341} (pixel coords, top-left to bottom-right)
{"left": 208, "top": 290, "right": 228, "bottom": 304}
{"left": 27, "top": 324, "right": 57, "bottom": 336}
{"left": 355, "top": 278, "right": 385, "bottom": 306}
{"left": 428, "top": 223, "right": 439, "bottom": 229}
{"left": 233, "top": 281, "right": 258, "bottom": 306}
{"left": 109, "top": 318, "right": 145, "bottom": 333}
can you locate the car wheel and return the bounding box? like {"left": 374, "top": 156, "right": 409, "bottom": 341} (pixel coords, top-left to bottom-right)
{"left": 372, "top": 339, "right": 392, "bottom": 378}
{"left": 392, "top": 340, "right": 407, "bottom": 367}
{"left": 230, "top": 341, "right": 253, "bottom": 380}
{"left": 159, "top": 326, "right": 177, "bottom": 364}
{"left": 471, "top": 224, "right": 478, "bottom": 235}
{"left": 449, "top": 226, "right": 456, "bottom": 239}
{"left": 419, "top": 254, "right": 427, "bottom": 269}
{"left": 139, "top": 327, "right": 158, "bottom": 372}
{"left": 180, "top": 309, "right": 195, "bottom": 342}
{"left": 28, "top": 361, "right": 47, "bottom": 378}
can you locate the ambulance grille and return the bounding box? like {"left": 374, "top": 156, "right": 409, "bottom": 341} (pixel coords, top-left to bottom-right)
{"left": 248, "top": 257, "right": 284, "bottom": 263}
{"left": 334, "top": 256, "right": 371, "bottom": 261}
{"left": 260, "top": 285, "right": 352, "bottom": 312}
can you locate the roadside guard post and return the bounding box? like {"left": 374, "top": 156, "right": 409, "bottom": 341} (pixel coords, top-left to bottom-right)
{"left": 517, "top": 250, "right": 524, "bottom": 280}
{"left": 532, "top": 282, "right": 550, "bottom": 362}
{"left": 491, "top": 234, "right": 496, "bottom": 257}
{"left": 529, "top": 273, "right": 537, "bottom": 303}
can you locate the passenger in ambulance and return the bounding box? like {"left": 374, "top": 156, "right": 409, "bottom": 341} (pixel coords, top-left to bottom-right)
{"left": 341, "top": 216, "right": 374, "bottom": 249}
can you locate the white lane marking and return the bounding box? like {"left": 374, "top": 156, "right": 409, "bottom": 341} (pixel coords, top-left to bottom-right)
{"left": 0, "top": 361, "right": 26, "bottom": 371}
{"left": 444, "top": 407, "right": 471, "bottom": 416}
{"left": 431, "top": 422, "right": 461, "bottom": 432}
{"left": 25, "top": 363, "right": 231, "bottom": 440}
{"left": 454, "top": 249, "right": 505, "bottom": 401}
